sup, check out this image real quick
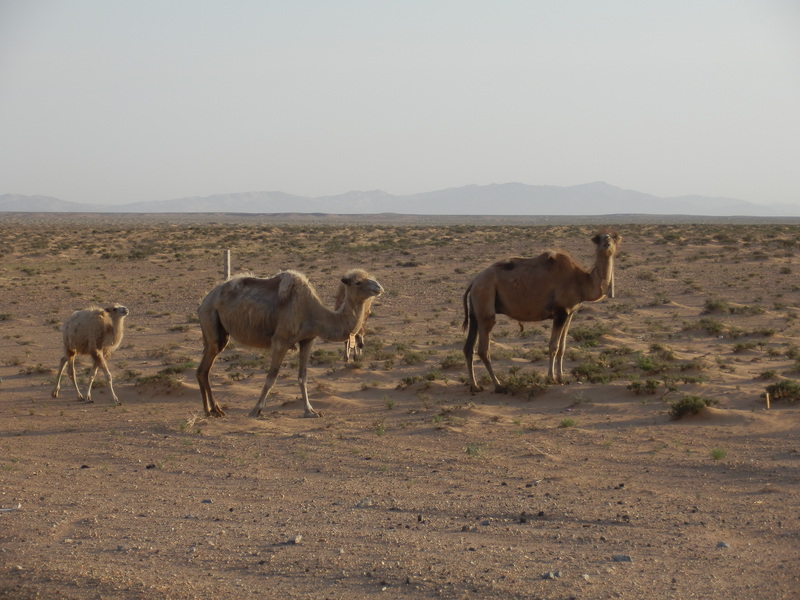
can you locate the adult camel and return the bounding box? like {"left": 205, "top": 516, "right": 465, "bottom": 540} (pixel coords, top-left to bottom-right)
{"left": 463, "top": 230, "right": 620, "bottom": 391}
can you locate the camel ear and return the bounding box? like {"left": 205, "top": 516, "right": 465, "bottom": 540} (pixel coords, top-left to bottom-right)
{"left": 591, "top": 234, "right": 601, "bottom": 245}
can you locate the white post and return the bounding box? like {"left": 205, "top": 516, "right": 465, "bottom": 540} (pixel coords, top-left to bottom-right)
{"left": 223, "top": 250, "right": 231, "bottom": 280}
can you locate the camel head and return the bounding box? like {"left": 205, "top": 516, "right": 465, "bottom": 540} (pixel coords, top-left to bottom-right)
{"left": 591, "top": 230, "right": 621, "bottom": 256}
{"left": 105, "top": 304, "right": 130, "bottom": 319}
{"left": 591, "top": 230, "right": 620, "bottom": 298}
{"left": 340, "top": 269, "right": 383, "bottom": 303}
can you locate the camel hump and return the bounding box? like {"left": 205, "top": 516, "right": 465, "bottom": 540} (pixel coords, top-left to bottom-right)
{"left": 493, "top": 257, "right": 526, "bottom": 271}
{"left": 276, "top": 270, "right": 311, "bottom": 304}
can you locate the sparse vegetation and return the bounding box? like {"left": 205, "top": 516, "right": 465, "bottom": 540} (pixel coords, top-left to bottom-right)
{"left": 670, "top": 395, "right": 720, "bottom": 419}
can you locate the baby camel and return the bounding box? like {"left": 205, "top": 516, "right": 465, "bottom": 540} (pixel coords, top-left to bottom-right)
{"left": 52, "top": 304, "right": 129, "bottom": 404}
{"left": 463, "top": 229, "right": 620, "bottom": 391}
{"left": 196, "top": 269, "right": 383, "bottom": 418}
{"left": 333, "top": 270, "right": 375, "bottom": 362}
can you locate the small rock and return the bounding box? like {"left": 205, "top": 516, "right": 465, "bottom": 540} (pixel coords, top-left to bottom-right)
{"left": 201, "top": 499, "right": 213, "bottom": 504}
{"left": 145, "top": 464, "right": 156, "bottom": 469}
{"left": 716, "top": 541, "right": 731, "bottom": 548}
{"left": 356, "top": 497, "right": 373, "bottom": 508}
{"left": 612, "top": 555, "right": 632, "bottom": 563}
{"left": 582, "top": 574, "right": 591, "bottom": 582}
{"left": 541, "top": 571, "right": 562, "bottom": 579}
{"left": 290, "top": 535, "right": 302, "bottom": 544}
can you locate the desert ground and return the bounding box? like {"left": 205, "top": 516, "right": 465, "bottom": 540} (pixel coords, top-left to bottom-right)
{"left": 0, "top": 213, "right": 798, "bottom": 599}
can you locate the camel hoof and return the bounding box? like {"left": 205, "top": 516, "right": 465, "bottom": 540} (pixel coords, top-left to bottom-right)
{"left": 303, "top": 410, "right": 322, "bottom": 418}
{"left": 248, "top": 409, "right": 261, "bottom": 419}
{"left": 51, "top": 390, "right": 59, "bottom": 399}
{"left": 469, "top": 385, "right": 484, "bottom": 393}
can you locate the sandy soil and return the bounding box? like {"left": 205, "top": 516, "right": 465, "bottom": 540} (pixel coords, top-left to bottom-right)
{"left": 1, "top": 214, "right": 798, "bottom": 599}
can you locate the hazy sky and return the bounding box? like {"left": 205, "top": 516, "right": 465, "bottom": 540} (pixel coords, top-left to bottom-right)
{"left": 2, "top": 1, "right": 799, "bottom": 208}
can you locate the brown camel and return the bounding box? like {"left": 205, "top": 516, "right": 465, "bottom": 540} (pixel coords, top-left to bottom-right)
{"left": 462, "top": 229, "right": 621, "bottom": 391}
{"left": 196, "top": 269, "right": 383, "bottom": 418}
{"left": 333, "top": 270, "right": 375, "bottom": 362}
{"left": 52, "top": 304, "right": 129, "bottom": 404}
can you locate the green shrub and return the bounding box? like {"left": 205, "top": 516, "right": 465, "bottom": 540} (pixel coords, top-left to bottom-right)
{"left": 570, "top": 323, "right": 609, "bottom": 347}
{"left": 766, "top": 380, "right": 800, "bottom": 403}
{"left": 628, "top": 379, "right": 659, "bottom": 395}
{"left": 669, "top": 395, "right": 719, "bottom": 419}
{"left": 503, "top": 367, "right": 548, "bottom": 397}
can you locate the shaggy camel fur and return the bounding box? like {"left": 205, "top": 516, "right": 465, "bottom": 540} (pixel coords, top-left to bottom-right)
{"left": 52, "top": 304, "right": 129, "bottom": 404}
{"left": 196, "top": 269, "right": 383, "bottom": 418}
{"left": 333, "top": 270, "right": 375, "bottom": 362}
{"left": 463, "top": 229, "right": 620, "bottom": 391}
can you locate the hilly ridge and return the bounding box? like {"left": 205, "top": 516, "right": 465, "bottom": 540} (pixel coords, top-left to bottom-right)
{"left": 1, "top": 182, "right": 795, "bottom": 216}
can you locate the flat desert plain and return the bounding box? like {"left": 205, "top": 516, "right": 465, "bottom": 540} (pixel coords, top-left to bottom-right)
{"left": 0, "top": 214, "right": 798, "bottom": 600}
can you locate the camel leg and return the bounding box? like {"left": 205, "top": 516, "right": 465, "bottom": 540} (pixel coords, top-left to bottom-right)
{"left": 84, "top": 355, "right": 102, "bottom": 403}
{"left": 197, "top": 345, "right": 225, "bottom": 417}
{"left": 476, "top": 316, "right": 506, "bottom": 393}
{"left": 52, "top": 355, "right": 69, "bottom": 398}
{"left": 96, "top": 355, "right": 120, "bottom": 405}
{"left": 249, "top": 345, "right": 289, "bottom": 418}
{"left": 66, "top": 354, "right": 84, "bottom": 400}
{"left": 355, "top": 332, "right": 365, "bottom": 357}
{"left": 297, "top": 339, "right": 321, "bottom": 418}
{"left": 554, "top": 312, "right": 575, "bottom": 383}
{"left": 463, "top": 308, "right": 484, "bottom": 392}
{"left": 548, "top": 310, "right": 574, "bottom": 384}
{"left": 344, "top": 335, "right": 356, "bottom": 362}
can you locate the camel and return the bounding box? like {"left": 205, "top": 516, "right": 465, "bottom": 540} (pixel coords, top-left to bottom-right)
{"left": 462, "top": 229, "right": 621, "bottom": 391}
{"left": 52, "top": 303, "right": 129, "bottom": 404}
{"left": 333, "top": 272, "right": 375, "bottom": 362}
{"left": 196, "top": 269, "right": 383, "bottom": 418}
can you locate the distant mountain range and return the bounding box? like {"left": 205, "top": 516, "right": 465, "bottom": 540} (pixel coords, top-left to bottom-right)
{"left": 1, "top": 182, "right": 796, "bottom": 216}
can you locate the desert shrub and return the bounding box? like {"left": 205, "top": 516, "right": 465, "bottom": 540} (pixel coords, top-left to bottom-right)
{"left": 635, "top": 353, "right": 665, "bottom": 374}
{"left": 703, "top": 299, "right": 730, "bottom": 314}
{"left": 160, "top": 361, "right": 197, "bottom": 374}
{"left": 440, "top": 352, "right": 462, "bottom": 369}
{"left": 766, "top": 380, "right": 800, "bottom": 403}
{"left": 572, "top": 358, "right": 612, "bottom": 383}
{"left": 503, "top": 367, "right": 548, "bottom": 397}
{"left": 627, "top": 379, "right": 659, "bottom": 395}
{"left": 310, "top": 348, "right": 340, "bottom": 366}
{"left": 570, "top": 323, "right": 609, "bottom": 347}
{"left": 402, "top": 350, "right": 426, "bottom": 365}
{"left": 669, "top": 395, "right": 719, "bottom": 419}
{"left": 649, "top": 343, "right": 675, "bottom": 361}
{"left": 136, "top": 369, "right": 184, "bottom": 389}
{"left": 697, "top": 318, "right": 724, "bottom": 335}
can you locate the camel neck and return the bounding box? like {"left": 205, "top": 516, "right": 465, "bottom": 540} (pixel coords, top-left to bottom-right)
{"left": 587, "top": 255, "right": 614, "bottom": 301}
{"left": 315, "top": 300, "right": 365, "bottom": 342}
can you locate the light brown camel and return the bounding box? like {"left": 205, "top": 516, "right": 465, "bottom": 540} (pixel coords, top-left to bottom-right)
{"left": 462, "top": 229, "right": 621, "bottom": 391}
{"left": 196, "top": 269, "right": 383, "bottom": 418}
{"left": 333, "top": 269, "right": 375, "bottom": 362}
{"left": 52, "top": 303, "right": 129, "bottom": 404}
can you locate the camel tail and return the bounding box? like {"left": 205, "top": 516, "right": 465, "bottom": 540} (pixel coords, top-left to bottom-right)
{"left": 462, "top": 283, "right": 473, "bottom": 332}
